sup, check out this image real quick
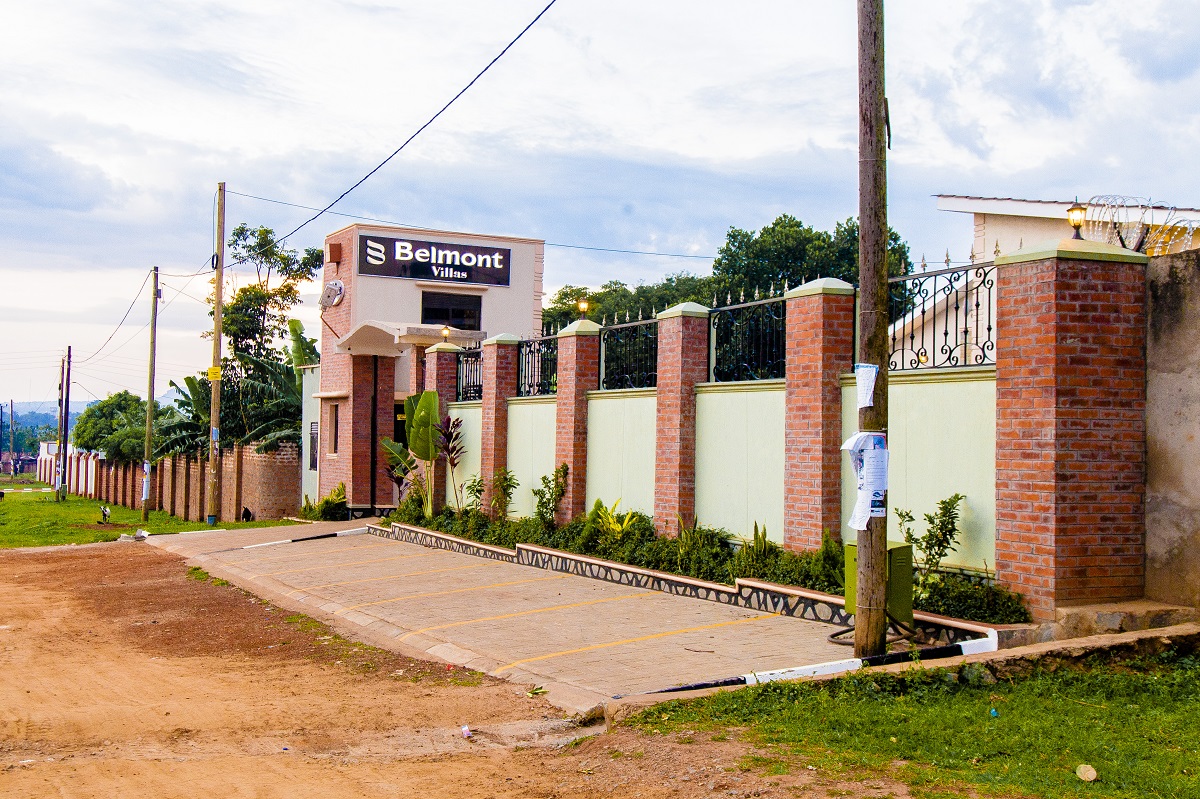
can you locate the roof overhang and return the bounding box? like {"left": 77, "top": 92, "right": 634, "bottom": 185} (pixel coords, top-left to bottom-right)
{"left": 334, "top": 320, "right": 487, "bottom": 356}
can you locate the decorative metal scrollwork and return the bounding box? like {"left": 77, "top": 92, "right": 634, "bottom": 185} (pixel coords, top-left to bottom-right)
{"left": 517, "top": 335, "right": 558, "bottom": 396}
{"left": 709, "top": 296, "right": 786, "bottom": 382}
{"left": 456, "top": 349, "right": 483, "bottom": 401}
{"left": 600, "top": 319, "right": 658, "bottom": 389}
{"left": 889, "top": 264, "right": 996, "bottom": 370}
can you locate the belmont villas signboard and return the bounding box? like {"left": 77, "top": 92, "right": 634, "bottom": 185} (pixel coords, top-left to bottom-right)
{"left": 358, "top": 235, "right": 512, "bottom": 286}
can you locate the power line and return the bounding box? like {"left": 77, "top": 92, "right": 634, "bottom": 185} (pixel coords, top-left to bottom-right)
{"left": 226, "top": 189, "right": 717, "bottom": 260}
{"left": 225, "top": 0, "right": 561, "bottom": 270}
{"left": 76, "top": 269, "right": 152, "bottom": 366}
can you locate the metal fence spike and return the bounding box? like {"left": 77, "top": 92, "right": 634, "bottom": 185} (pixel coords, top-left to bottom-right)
{"left": 945, "top": 249, "right": 951, "bottom": 267}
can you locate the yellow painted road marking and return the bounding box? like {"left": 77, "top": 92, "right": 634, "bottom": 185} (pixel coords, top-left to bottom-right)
{"left": 494, "top": 613, "right": 777, "bottom": 673}
{"left": 225, "top": 540, "right": 394, "bottom": 566}
{"left": 253, "top": 550, "right": 439, "bottom": 577}
{"left": 336, "top": 574, "right": 571, "bottom": 614}
{"left": 398, "top": 591, "right": 655, "bottom": 641}
{"left": 285, "top": 561, "right": 496, "bottom": 595}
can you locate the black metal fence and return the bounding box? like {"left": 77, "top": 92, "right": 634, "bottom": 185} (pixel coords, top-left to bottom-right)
{"left": 456, "top": 348, "right": 483, "bottom": 401}
{"left": 709, "top": 296, "right": 787, "bottom": 382}
{"left": 517, "top": 335, "right": 558, "bottom": 397}
{"left": 600, "top": 319, "right": 658, "bottom": 389}
{"left": 888, "top": 263, "right": 996, "bottom": 370}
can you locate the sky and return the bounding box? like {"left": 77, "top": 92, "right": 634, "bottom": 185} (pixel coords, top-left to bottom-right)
{"left": 2, "top": 0, "right": 1198, "bottom": 405}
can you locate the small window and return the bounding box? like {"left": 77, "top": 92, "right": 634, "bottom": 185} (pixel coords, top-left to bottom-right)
{"left": 421, "top": 291, "right": 481, "bottom": 331}
{"left": 308, "top": 422, "right": 318, "bottom": 470}
{"left": 328, "top": 404, "right": 339, "bottom": 454}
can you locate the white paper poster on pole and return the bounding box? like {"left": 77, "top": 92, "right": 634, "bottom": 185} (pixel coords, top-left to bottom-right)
{"left": 854, "top": 363, "right": 878, "bottom": 409}
{"left": 842, "top": 431, "right": 888, "bottom": 530}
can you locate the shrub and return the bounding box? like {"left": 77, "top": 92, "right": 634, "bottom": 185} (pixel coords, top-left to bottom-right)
{"left": 916, "top": 573, "right": 1032, "bottom": 624}
{"left": 489, "top": 468, "right": 519, "bottom": 518}
{"left": 675, "top": 516, "right": 735, "bottom": 582}
{"left": 728, "top": 522, "right": 781, "bottom": 582}
{"left": 531, "top": 464, "right": 568, "bottom": 530}
{"left": 896, "top": 493, "right": 965, "bottom": 599}
{"left": 299, "top": 482, "right": 348, "bottom": 521}
{"left": 771, "top": 532, "right": 844, "bottom": 595}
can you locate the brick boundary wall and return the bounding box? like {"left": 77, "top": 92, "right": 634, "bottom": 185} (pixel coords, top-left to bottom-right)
{"left": 653, "top": 304, "right": 711, "bottom": 537}
{"left": 425, "top": 342, "right": 464, "bottom": 512}
{"left": 554, "top": 320, "right": 600, "bottom": 525}
{"left": 783, "top": 279, "right": 856, "bottom": 549}
{"left": 478, "top": 336, "right": 519, "bottom": 517}
{"left": 994, "top": 242, "right": 1148, "bottom": 621}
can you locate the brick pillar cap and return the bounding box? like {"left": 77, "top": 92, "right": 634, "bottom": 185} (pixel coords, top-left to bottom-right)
{"left": 426, "top": 342, "right": 463, "bottom": 353}
{"left": 995, "top": 236, "right": 1149, "bottom": 265}
{"left": 482, "top": 333, "right": 522, "bottom": 345}
{"left": 657, "top": 301, "right": 710, "bottom": 320}
{"left": 784, "top": 277, "right": 855, "bottom": 298}
{"left": 558, "top": 319, "right": 601, "bottom": 337}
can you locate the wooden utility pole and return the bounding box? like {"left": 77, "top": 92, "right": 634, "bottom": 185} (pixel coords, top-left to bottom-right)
{"left": 55, "top": 357, "right": 65, "bottom": 497}
{"left": 8, "top": 400, "right": 14, "bottom": 477}
{"left": 207, "top": 182, "right": 226, "bottom": 525}
{"left": 142, "top": 266, "right": 160, "bottom": 522}
{"left": 58, "top": 347, "right": 72, "bottom": 501}
{"left": 855, "top": 0, "right": 889, "bottom": 658}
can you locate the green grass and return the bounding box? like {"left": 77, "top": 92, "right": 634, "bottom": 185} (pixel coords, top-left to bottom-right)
{"left": 633, "top": 653, "right": 1200, "bottom": 799}
{"left": 0, "top": 490, "right": 296, "bottom": 548}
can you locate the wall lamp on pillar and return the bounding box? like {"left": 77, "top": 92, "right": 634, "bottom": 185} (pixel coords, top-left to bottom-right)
{"left": 577, "top": 298, "right": 589, "bottom": 319}
{"left": 1067, "top": 198, "right": 1087, "bottom": 240}
{"left": 441, "top": 324, "right": 451, "bottom": 342}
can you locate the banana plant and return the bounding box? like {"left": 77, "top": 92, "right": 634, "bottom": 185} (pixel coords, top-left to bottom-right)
{"left": 382, "top": 390, "right": 443, "bottom": 519}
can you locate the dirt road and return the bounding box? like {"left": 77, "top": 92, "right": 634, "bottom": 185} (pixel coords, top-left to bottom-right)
{"left": 0, "top": 542, "right": 902, "bottom": 798}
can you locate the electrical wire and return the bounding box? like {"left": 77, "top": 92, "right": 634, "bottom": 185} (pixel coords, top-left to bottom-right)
{"left": 75, "top": 269, "right": 153, "bottom": 366}
{"left": 225, "top": 0, "right": 561, "bottom": 270}
{"left": 226, "top": 189, "right": 718, "bottom": 260}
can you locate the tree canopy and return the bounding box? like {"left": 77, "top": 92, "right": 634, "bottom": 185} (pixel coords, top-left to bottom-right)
{"left": 71, "top": 390, "right": 165, "bottom": 462}
{"left": 212, "top": 224, "right": 323, "bottom": 362}
{"left": 541, "top": 215, "right": 912, "bottom": 331}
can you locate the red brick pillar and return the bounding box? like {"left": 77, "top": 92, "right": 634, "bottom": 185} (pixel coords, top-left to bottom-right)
{"left": 554, "top": 320, "right": 600, "bottom": 525}
{"left": 783, "top": 278, "right": 856, "bottom": 549}
{"left": 653, "top": 302, "right": 711, "bottom": 537}
{"left": 994, "top": 240, "right": 1148, "bottom": 622}
{"left": 478, "top": 335, "right": 520, "bottom": 517}
{"left": 425, "top": 342, "right": 464, "bottom": 512}
{"left": 408, "top": 345, "right": 427, "bottom": 396}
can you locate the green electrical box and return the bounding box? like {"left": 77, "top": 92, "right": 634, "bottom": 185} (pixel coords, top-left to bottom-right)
{"left": 844, "top": 540, "right": 913, "bottom": 626}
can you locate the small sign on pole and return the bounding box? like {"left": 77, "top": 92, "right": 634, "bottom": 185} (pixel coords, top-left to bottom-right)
{"left": 207, "top": 366, "right": 222, "bottom": 382}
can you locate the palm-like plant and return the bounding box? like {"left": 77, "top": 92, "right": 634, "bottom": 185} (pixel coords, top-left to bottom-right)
{"left": 239, "top": 353, "right": 302, "bottom": 452}
{"left": 155, "top": 376, "right": 211, "bottom": 457}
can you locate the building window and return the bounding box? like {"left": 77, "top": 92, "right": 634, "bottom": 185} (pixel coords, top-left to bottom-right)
{"left": 328, "top": 404, "right": 339, "bottom": 454}
{"left": 308, "top": 422, "right": 318, "bottom": 470}
{"left": 421, "top": 291, "right": 481, "bottom": 331}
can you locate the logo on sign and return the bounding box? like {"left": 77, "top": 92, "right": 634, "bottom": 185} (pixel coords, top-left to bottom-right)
{"left": 358, "top": 235, "right": 511, "bottom": 286}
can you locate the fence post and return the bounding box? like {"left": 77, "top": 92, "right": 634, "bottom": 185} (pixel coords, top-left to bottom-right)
{"left": 993, "top": 239, "right": 1148, "bottom": 622}
{"left": 783, "top": 278, "right": 856, "bottom": 550}
{"left": 478, "top": 336, "right": 519, "bottom": 517}
{"left": 425, "top": 342, "right": 464, "bottom": 512}
{"left": 554, "top": 320, "right": 601, "bottom": 525}
{"left": 653, "top": 302, "right": 711, "bottom": 537}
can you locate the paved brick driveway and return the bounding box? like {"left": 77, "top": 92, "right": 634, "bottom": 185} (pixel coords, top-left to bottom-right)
{"left": 150, "top": 522, "right": 849, "bottom": 713}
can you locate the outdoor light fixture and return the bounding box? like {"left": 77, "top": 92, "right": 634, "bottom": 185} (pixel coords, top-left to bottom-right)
{"left": 1067, "top": 198, "right": 1087, "bottom": 239}
{"left": 578, "top": 298, "right": 589, "bottom": 317}
{"left": 441, "top": 324, "right": 450, "bottom": 341}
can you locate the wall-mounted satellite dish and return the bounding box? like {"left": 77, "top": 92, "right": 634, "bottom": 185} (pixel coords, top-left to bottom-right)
{"left": 319, "top": 280, "right": 345, "bottom": 309}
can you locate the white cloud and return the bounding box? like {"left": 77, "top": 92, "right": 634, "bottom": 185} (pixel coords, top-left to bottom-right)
{"left": 2, "top": 0, "right": 1197, "bottom": 400}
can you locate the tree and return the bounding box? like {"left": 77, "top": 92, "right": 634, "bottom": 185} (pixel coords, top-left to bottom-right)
{"left": 539, "top": 215, "right": 913, "bottom": 331}
{"left": 72, "top": 391, "right": 143, "bottom": 453}
{"left": 212, "top": 224, "right": 323, "bottom": 361}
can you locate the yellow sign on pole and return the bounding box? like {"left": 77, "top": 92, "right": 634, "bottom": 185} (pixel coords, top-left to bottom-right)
{"left": 207, "top": 366, "right": 222, "bottom": 382}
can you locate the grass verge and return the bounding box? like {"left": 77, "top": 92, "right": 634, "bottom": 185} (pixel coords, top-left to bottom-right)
{"left": 633, "top": 652, "right": 1200, "bottom": 799}
{"left": 0, "top": 491, "right": 295, "bottom": 548}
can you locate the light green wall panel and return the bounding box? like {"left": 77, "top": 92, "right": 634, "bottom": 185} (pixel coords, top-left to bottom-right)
{"left": 585, "top": 391, "right": 657, "bottom": 516}
{"left": 446, "top": 401, "right": 482, "bottom": 510}
{"left": 506, "top": 397, "right": 558, "bottom": 518}
{"left": 694, "top": 384, "right": 785, "bottom": 542}
{"left": 841, "top": 369, "right": 997, "bottom": 571}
